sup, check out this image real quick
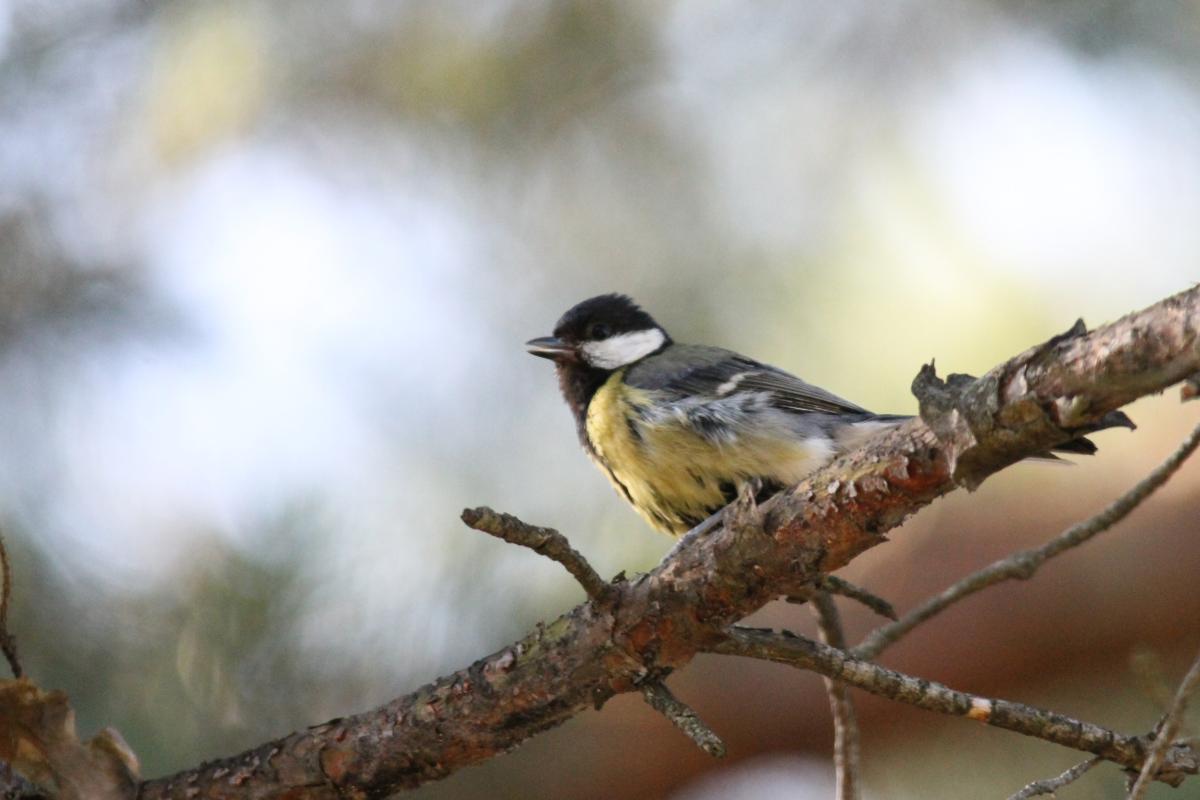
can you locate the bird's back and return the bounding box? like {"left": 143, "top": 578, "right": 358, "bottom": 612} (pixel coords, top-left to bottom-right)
{"left": 585, "top": 344, "right": 878, "bottom": 535}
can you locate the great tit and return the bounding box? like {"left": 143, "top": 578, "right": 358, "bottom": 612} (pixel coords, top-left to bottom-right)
{"left": 527, "top": 294, "right": 1118, "bottom": 537}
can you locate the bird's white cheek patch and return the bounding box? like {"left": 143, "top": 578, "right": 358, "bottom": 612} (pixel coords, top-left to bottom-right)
{"left": 582, "top": 329, "right": 666, "bottom": 369}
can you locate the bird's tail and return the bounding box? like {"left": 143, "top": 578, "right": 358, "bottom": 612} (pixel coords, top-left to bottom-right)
{"left": 1039, "top": 409, "right": 1136, "bottom": 458}
{"left": 854, "top": 410, "right": 1136, "bottom": 458}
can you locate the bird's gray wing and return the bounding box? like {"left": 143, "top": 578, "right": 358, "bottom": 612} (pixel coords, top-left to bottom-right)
{"left": 624, "top": 344, "right": 872, "bottom": 416}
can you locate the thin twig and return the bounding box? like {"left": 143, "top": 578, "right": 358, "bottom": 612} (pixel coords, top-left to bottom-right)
{"left": 854, "top": 421, "right": 1200, "bottom": 660}
{"left": 469, "top": 500, "right": 722, "bottom": 761}
{"left": 710, "top": 627, "right": 1198, "bottom": 784}
{"left": 1128, "top": 644, "right": 1200, "bottom": 799}
{"left": 1007, "top": 756, "right": 1101, "bottom": 799}
{"left": 805, "top": 576, "right": 897, "bottom": 621}
{"left": 461, "top": 507, "right": 609, "bottom": 600}
{"left": 639, "top": 680, "right": 726, "bottom": 758}
{"left": 811, "top": 592, "right": 862, "bottom": 800}
{"left": 0, "top": 532, "right": 21, "bottom": 678}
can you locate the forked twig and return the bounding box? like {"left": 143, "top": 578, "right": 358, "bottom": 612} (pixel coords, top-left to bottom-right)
{"left": 462, "top": 506, "right": 725, "bottom": 757}
{"left": 1128, "top": 644, "right": 1200, "bottom": 799}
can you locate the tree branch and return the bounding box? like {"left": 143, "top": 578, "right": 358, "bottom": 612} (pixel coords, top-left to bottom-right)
{"left": 710, "top": 627, "right": 1198, "bottom": 786}
{"left": 1007, "top": 756, "right": 1101, "bottom": 800}
{"left": 811, "top": 593, "right": 862, "bottom": 800}
{"left": 0, "top": 532, "right": 21, "bottom": 679}
{"left": 638, "top": 681, "right": 725, "bottom": 758}
{"left": 461, "top": 507, "right": 610, "bottom": 601}
{"left": 1127, "top": 644, "right": 1200, "bottom": 799}
{"left": 463, "top": 506, "right": 721, "bottom": 757}
{"left": 853, "top": 419, "right": 1200, "bottom": 660}
{"left": 91, "top": 285, "right": 1200, "bottom": 796}
{"left": 794, "top": 576, "right": 896, "bottom": 621}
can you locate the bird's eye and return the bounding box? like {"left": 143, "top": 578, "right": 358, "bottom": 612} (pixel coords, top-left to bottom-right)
{"left": 588, "top": 323, "right": 612, "bottom": 339}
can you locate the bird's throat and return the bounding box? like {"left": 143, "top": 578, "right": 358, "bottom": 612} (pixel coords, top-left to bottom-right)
{"left": 555, "top": 361, "right": 612, "bottom": 452}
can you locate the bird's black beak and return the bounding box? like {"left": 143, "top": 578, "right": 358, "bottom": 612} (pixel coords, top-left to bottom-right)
{"left": 525, "top": 336, "right": 576, "bottom": 361}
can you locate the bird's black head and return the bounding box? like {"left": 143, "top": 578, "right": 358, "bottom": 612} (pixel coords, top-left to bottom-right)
{"left": 525, "top": 294, "right": 671, "bottom": 371}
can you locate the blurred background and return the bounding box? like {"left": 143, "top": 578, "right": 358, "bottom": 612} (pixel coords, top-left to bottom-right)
{"left": 1, "top": 1, "right": 1198, "bottom": 797}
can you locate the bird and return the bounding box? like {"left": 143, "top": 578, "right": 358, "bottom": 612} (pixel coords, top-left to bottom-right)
{"left": 526, "top": 293, "right": 1127, "bottom": 538}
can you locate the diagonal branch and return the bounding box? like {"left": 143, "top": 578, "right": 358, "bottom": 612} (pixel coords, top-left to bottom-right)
{"left": 854, "top": 420, "right": 1200, "bottom": 660}
{"left": 710, "top": 627, "right": 1198, "bottom": 786}
{"left": 639, "top": 680, "right": 725, "bottom": 758}
{"left": 113, "top": 284, "right": 1200, "bottom": 797}
{"left": 461, "top": 507, "right": 610, "bottom": 600}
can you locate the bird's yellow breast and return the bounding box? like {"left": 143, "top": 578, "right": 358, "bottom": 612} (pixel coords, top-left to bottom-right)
{"left": 585, "top": 370, "right": 834, "bottom": 536}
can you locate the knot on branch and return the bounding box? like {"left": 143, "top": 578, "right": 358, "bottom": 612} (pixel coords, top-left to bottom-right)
{"left": 1133, "top": 736, "right": 1198, "bottom": 789}
{"left": 913, "top": 319, "right": 1135, "bottom": 488}
{"left": 1008, "top": 552, "right": 1039, "bottom": 580}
